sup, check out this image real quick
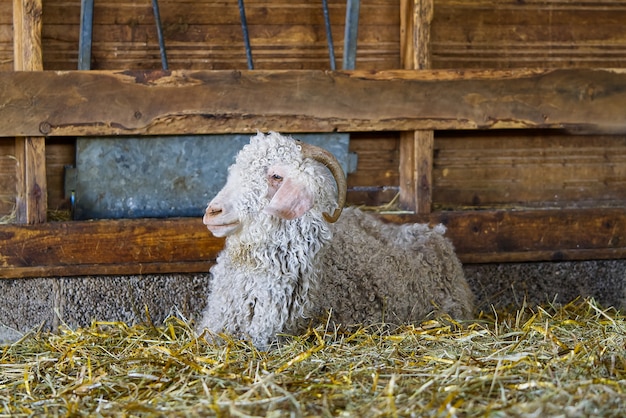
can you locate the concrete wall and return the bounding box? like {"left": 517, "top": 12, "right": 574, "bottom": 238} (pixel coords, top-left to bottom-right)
{"left": 1, "top": 261, "right": 625, "bottom": 343}
{"left": 0, "top": 274, "right": 211, "bottom": 343}
{"left": 465, "top": 260, "right": 626, "bottom": 311}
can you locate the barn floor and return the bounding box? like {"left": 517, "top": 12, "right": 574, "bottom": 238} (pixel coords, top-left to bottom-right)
{"left": 1, "top": 298, "right": 624, "bottom": 416}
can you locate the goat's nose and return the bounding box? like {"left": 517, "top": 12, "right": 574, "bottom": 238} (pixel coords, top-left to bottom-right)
{"left": 203, "top": 204, "right": 222, "bottom": 222}
{"left": 206, "top": 205, "right": 222, "bottom": 216}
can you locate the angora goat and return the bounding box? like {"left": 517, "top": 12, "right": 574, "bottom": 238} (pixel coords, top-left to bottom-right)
{"left": 197, "top": 132, "right": 474, "bottom": 348}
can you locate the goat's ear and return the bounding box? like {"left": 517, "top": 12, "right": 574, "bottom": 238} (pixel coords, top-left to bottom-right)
{"left": 264, "top": 177, "right": 314, "bottom": 220}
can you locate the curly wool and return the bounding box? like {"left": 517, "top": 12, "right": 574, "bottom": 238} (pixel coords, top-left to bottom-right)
{"left": 197, "top": 133, "right": 335, "bottom": 347}
{"left": 197, "top": 132, "right": 474, "bottom": 348}
{"left": 312, "top": 208, "right": 474, "bottom": 327}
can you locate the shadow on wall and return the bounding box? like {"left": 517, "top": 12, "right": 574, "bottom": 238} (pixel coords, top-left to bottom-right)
{"left": 0, "top": 260, "right": 624, "bottom": 343}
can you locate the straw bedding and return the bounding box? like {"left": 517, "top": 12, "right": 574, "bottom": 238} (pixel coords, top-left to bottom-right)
{"left": 1, "top": 298, "right": 625, "bottom": 417}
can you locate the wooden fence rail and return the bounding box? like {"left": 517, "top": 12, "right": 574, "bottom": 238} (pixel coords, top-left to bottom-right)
{"left": 2, "top": 68, "right": 626, "bottom": 137}
{"left": 1, "top": 208, "right": 625, "bottom": 279}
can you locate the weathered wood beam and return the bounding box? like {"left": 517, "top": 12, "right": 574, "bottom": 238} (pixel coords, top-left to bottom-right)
{"left": 13, "top": 0, "right": 47, "bottom": 224}
{"left": 426, "top": 208, "right": 626, "bottom": 264}
{"left": 399, "top": 0, "right": 434, "bottom": 213}
{"left": 2, "top": 68, "right": 626, "bottom": 137}
{"left": 13, "top": 138, "right": 46, "bottom": 223}
{"left": 0, "top": 218, "right": 222, "bottom": 279}
{"left": 1, "top": 208, "right": 624, "bottom": 279}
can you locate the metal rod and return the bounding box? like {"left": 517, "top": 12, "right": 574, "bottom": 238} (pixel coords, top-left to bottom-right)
{"left": 322, "top": 0, "right": 336, "bottom": 70}
{"left": 342, "top": 0, "right": 360, "bottom": 70}
{"left": 238, "top": 0, "right": 254, "bottom": 69}
{"left": 151, "top": 0, "right": 169, "bottom": 70}
{"left": 78, "top": 0, "right": 94, "bottom": 70}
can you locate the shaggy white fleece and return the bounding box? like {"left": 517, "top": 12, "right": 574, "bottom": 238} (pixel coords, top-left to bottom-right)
{"left": 197, "top": 132, "right": 474, "bottom": 348}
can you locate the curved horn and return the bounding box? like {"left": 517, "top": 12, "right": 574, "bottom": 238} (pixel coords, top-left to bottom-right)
{"left": 296, "top": 140, "right": 347, "bottom": 223}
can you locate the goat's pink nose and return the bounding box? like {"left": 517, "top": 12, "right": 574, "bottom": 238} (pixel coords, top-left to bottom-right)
{"left": 203, "top": 204, "right": 222, "bottom": 223}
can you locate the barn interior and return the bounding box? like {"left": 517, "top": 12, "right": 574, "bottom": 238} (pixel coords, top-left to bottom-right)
{"left": 1, "top": 0, "right": 625, "bottom": 339}
{"left": 1, "top": 1, "right": 626, "bottom": 415}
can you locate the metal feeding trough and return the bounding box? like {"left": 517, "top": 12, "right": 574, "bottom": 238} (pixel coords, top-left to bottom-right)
{"left": 69, "top": 134, "right": 353, "bottom": 220}
{"left": 70, "top": 0, "right": 359, "bottom": 220}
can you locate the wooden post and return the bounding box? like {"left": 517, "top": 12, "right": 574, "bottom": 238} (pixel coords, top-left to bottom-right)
{"left": 13, "top": 0, "right": 47, "bottom": 223}
{"left": 399, "top": 0, "right": 434, "bottom": 213}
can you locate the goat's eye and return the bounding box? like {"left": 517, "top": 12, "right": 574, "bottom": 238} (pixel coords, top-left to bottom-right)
{"left": 271, "top": 174, "right": 283, "bottom": 181}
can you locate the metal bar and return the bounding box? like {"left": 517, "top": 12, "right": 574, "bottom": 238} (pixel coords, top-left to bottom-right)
{"left": 151, "top": 0, "right": 169, "bottom": 70}
{"left": 78, "top": 0, "right": 94, "bottom": 70}
{"left": 238, "top": 0, "right": 254, "bottom": 69}
{"left": 342, "top": 0, "right": 360, "bottom": 70}
{"left": 322, "top": 0, "right": 336, "bottom": 70}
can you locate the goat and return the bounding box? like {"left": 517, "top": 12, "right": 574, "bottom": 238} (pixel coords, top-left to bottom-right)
{"left": 197, "top": 132, "right": 474, "bottom": 348}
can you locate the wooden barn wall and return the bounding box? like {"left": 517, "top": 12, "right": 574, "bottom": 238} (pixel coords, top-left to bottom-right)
{"left": 0, "top": 0, "right": 13, "bottom": 214}
{"left": 40, "top": 0, "right": 400, "bottom": 71}
{"left": 434, "top": 132, "right": 626, "bottom": 210}
{"left": 432, "top": 0, "right": 626, "bottom": 69}
{"left": 431, "top": 0, "right": 626, "bottom": 211}
{"left": 2, "top": 0, "right": 626, "bottom": 217}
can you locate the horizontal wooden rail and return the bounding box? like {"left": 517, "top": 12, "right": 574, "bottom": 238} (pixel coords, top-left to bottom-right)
{"left": 1, "top": 207, "right": 624, "bottom": 278}
{"left": 2, "top": 68, "right": 626, "bottom": 137}
{"left": 0, "top": 218, "right": 222, "bottom": 278}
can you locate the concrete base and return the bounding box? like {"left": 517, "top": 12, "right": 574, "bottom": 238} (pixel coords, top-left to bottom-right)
{"left": 465, "top": 260, "right": 626, "bottom": 311}
{"left": 0, "top": 274, "right": 211, "bottom": 343}
{"left": 1, "top": 260, "right": 624, "bottom": 343}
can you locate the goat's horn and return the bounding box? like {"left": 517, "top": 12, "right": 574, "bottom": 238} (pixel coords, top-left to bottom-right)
{"left": 297, "top": 140, "right": 347, "bottom": 223}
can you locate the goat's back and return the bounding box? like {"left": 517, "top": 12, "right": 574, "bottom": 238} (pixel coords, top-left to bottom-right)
{"left": 311, "top": 208, "right": 474, "bottom": 327}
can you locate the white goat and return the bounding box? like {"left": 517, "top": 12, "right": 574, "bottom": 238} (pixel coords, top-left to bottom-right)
{"left": 197, "top": 132, "right": 474, "bottom": 348}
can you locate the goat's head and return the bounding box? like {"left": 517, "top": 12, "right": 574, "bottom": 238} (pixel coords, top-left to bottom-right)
{"left": 203, "top": 132, "right": 347, "bottom": 238}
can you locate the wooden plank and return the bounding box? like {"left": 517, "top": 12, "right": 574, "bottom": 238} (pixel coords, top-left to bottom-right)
{"left": 13, "top": 0, "right": 43, "bottom": 71}
{"left": 0, "top": 261, "right": 213, "bottom": 279}
{"left": 346, "top": 133, "right": 401, "bottom": 207}
{"left": 45, "top": 138, "right": 75, "bottom": 212}
{"left": 43, "top": 24, "right": 399, "bottom": 70}
{"left": 432, "top": 0, "right": 626, "bottom": 69}
{"left": 433, "top": 132, "right": 626, "bottom": 209}
{"left": 40, "top": 0, "right": 400, "bottom": 72}
{"left": 13, "top": 0, "right": 47, "bottom": 224}
{"left": 14, "top": 138, "right": 47, "bottom": 223}
{"left": 398, "top": 130, "right": 433, "bottom": 212}
{"left": 0, "top": 141, "right": 15, "bottom": 215}
{"left": 0, "top": 217, "right": 223, "bottom": 279}
{"left": 399, "top": 0, "right": 434, "bottom": 213}
{"left": 390, "top": 207, "right": 626, "bottom": 263}
{"left": 0, "top": 1, "right": 13, "bottom": 71}
{"left": 3, "top": 68, "right": 626, "bottom": 137}
{"left": 41, "top": 0, "right": 396, "bottom": 27}
{"left": 400, "top": 0, "right": 431, "bottom": 71}
{"left": 1, "top": 208, "right": 625, "bottom": 279}
{"left": 429, "top": 208, "right": 626, "bottom": 264}
{"left": 347, "top": 134, "right": 399, "bottom": 189}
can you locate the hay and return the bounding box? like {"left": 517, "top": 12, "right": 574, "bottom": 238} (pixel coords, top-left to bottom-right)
{"left": 0, "top": 205, "right": 16, "bottom": 225}
{"left": 1, "top": 298, "right": 625, "bottom": 417}
{"left": 0, "top": 208, "right": 71, "bottom": 224}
